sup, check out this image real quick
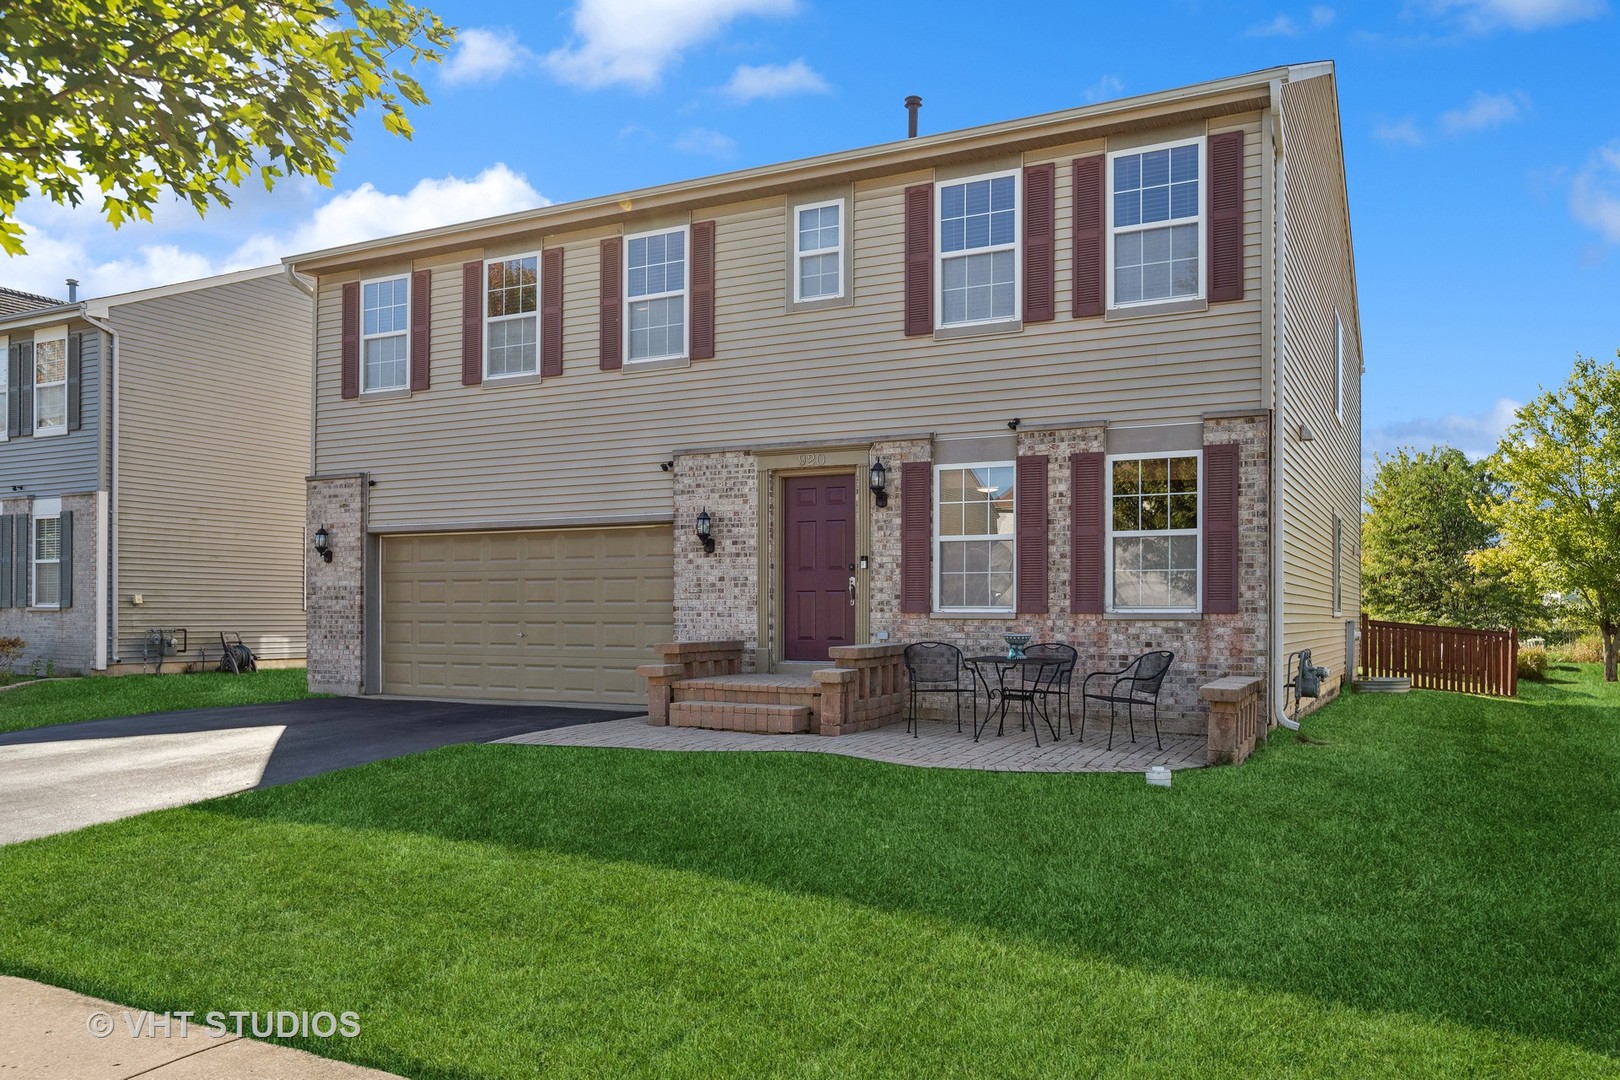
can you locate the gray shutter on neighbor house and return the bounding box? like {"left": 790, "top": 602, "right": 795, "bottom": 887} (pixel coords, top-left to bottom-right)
{"left": 13, "top": 514, "right": 28, "bottom": 606}
{"left": 57, "top": 510, "right": 72, "bottom": 609}
{"left": 0, "top": 515, "right": 12, "bottom": 608}
{"left": 17, "top": 342, "right": 33, "bottom": 435}
{"left": 67, "top": 333, "right": 82, "bottom": 431}
{"left": 6, "top": 343, "right": 20, "bottom": 438}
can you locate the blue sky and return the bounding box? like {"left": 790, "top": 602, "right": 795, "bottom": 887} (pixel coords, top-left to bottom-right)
{"left": 5, "top": 0, "right": 1618, "bottom": 476}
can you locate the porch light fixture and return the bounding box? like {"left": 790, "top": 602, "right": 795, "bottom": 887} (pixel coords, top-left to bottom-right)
{"left": 312, "top": 526, "right": 332, "bottom": 563}
{"left": 695, "top": 509, "right": 715, "bottom": 554}
{"left": 869, "top": 460, "right": 889, "bottom": 508}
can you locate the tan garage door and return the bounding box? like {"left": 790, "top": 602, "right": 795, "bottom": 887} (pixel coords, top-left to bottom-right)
{"left": 380, "top": 525, "right": 673, "bottom": 704}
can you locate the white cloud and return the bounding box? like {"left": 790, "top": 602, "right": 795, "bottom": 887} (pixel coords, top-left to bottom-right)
{"left": 721, "top": 59, "right": 829, "bottom": 102}
{"left": 1082, "top": 75, "right": 1125, "bottom": 103}
{"left": 545, "top": 0, "right": 798, "bottom": 90}
{"left": 1439, "top": 90, "right": 1528, "bottom": 134}
{"left": 673, "top": 128, "right": 737, "bottom": 157}
{"left": 442, "top": 28, "right": 539, "bottom": 86}
{"left": 1312, "top": 5, "right": 1338, "bottom": 26}
{"left": 1571, "top": 142, "right": 1620, "bottom": 243}
{"left": 1373, "top": 119, "right": 1426, "bottom": 146}
{"left": 1429, "top": 0, "right": 1606, "bottom": 30}
{"left": 1243, "top": 6, "right": 1335, "bottom": 36}
{"left": 1363, "top": 398, "right": 1522, "bottom": 479}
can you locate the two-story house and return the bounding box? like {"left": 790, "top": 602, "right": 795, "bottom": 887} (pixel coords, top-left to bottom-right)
{"left": 0, "top": 267, "right": 313, "bottom": 674}
{"left": 290, "top": 63, "right": 1361, "bottom": 734}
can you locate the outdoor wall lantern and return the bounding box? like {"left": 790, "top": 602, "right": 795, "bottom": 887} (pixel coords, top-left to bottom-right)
{"left": 313, "top": 526, "right": 333, "bottom": 563}
{"left": 869, "top": 460, "right": 889, "bottom": 508}
{"left": 695, "top": 510, "right": 715, "bottom": 554}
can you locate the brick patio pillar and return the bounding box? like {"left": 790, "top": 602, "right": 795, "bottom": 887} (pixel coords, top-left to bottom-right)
{"left": 638, "top": 664, "right": 685, "bottom": 726}
{"left": 812, "top": 668, "right": 857, "bottom": 736}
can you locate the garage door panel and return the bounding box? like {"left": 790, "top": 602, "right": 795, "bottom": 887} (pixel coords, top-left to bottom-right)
{"left": 382, "top": 525, "right": 673, "bottom": 704}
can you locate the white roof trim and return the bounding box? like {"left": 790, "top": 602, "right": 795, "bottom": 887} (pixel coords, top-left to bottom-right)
{"left": 83, "top": 264, "right": 283, "bottom": 317}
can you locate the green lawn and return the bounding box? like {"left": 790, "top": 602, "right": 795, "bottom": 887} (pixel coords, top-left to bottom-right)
{"left": 0, "top": 667, "right": 1615, "bottom": 1077}
{"left": 0, "top": 668, "right": 319, "bottom": 734}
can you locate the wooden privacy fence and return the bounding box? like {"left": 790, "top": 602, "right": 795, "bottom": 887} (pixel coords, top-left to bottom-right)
{"left": 1359, "top": 615, "right": 1518, "bottom": 697}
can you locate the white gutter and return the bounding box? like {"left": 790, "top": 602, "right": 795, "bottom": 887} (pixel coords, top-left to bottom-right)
{"left": 1269, "top": 77, "right": 1300, "bottom": 732}
{"left": 78, "top": 306, "right": 116, "bottom": 670}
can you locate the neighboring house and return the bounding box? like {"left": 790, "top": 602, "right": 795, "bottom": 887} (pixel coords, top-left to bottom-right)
{"left": 290, "top": 63, "right": 1361, "bottom": 732}
{"left": 0, "top": 267, "right": 313, "bottom": 674}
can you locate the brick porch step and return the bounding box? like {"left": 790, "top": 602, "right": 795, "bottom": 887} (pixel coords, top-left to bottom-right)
{"left": 669, "top": 701, "right": 813, "bottom": 734}
{"left": 672, "top": 673, "right": 820, "bottom": 711}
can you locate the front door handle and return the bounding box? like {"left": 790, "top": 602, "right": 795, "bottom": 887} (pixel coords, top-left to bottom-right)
{"left": 848, "top": 575, "right": 857, "bottom": 606}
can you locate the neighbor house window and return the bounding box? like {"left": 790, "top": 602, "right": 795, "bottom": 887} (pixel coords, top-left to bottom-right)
{"left": 1109, "top": 139, "right": 1203, "bottom": 307}
{"left": 1109, "top": 453, "right": 1200, "bottom": 611}
{"left": 1333, "top": 513, "right": 1343, "bottom": 615}
{"left": 32, "top": 328, "right": 68, "bottom": 435}
{"left": 32, "top": 513, "right": 60, "bottom": 608}
{"left": 485, "top": 254, "right": 539, "bottom": 378}
{"left": 0, "top": 334, "right": 8, "bottom": 443}
{"left": 1334, "top": 312, "right": 1345, "bottom": 421}
{"left": 360, "top": 276, "right": 409, "bottom": 392}
{"left": 935, "top": 462, "right": 1015, "bottom": 612}
{"left": 937, "top": 172, "right": 1018, "bottom": 327}
{"left": 626, "top": 227, "right": 687, "bottom": 362}
{"left": 794, "top": 200, "right": 844, "bottom": 302}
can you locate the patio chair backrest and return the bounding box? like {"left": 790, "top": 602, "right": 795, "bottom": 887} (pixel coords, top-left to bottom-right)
{"left": 1023, "top": 642, "right": 1076, "bottom": 687}
{"left": 1129, "top": 650, "right": 1175, "bottom": 694}
{"left": 904, "top": 641, "right": 963, "bottom": 686}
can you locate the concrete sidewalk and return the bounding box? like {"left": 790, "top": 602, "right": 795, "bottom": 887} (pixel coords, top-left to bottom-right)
{"left": 0, "top": 976, "right": 402, "bottom": 1078}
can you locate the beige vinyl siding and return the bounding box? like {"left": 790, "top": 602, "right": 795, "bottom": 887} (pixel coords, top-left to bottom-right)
{"left": 111, "top": 273, "right": 313, "bottom": 663}
{"left": 312, "top": 115, "right": 1267, "bottom": 533}
{"left": 1280, "top": 72, "right": 1363, "bottom": 684}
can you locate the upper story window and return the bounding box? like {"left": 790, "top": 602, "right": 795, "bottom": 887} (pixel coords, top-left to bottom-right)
{"left": 32, "top": 509, "right": 60, "bottom": 608}
{"left": 935, "top": 462, "right": 1016, "bottom": 612}
{"left": 486, "top": 254, "right": 539, "bottom": 379}
{"left": 360, "top": 276, "right": 409, "bottom": 393}
{"left": 626, "top": 227, "right": 687, "bottom": 363}
{"left": 0, "top": 334, "right": 8, "bottom": 443}
{"left": 1109, "top": 139, "right": 1203, "bottom": 308}
{"left": 1334, "top": 312, "right": 1345, "bottom": 421}
{"left": 32, "top": 327, "right": 67, "bottom": 436}
{"left": 794, "top": 200, "right": 843, "bottom": 302}
{"left": 937, "top": 172, "right": 1018, "bottom": 327}
{"left": 1109, "top": 453, "right": 1200, "bottom": 612}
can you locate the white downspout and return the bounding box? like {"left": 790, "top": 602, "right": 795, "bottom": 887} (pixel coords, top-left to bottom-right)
{"left": 80, "top": 306, "right": 116, "bottom": 671}
{"left": 1270, "top": 77, "right": 1299, "bottom": 731}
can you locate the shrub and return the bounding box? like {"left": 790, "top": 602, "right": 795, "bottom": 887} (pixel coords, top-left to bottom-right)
{"left": 1550, "top": 634, "right": 1604, "bottom": 664}
{"left": 0, "top": 636, "right": 23, "bottom": 673}
{"left": 1516, "top": 645, "right": 1548, "bottom": 681}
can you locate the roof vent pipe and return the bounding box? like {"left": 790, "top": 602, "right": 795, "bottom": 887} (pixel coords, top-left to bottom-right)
{"left": 905, "top": 95, "right": 922, "bottom": 138}
{"left": 66, "top": 278, "right": 79, "bottom": 302}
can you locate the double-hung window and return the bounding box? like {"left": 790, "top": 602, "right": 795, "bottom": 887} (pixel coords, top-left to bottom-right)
{"left": 1334, "top": 312, "right": 1345, "bottom": 421}
{"left": 937, "top": 172, "right": 1018, "bottom": 327}
{"left": 32, "top": 509, "right": 61, "bottom": 608}
{"left": 626, "top": 227, "right": 687, "bottom": 362}
{"left": 32, "top": 328, "right": 67, "bottom": 435}
{"left": 935, "top": 462, "right": 1016, "bottom": 612}
{"left": 1109, "top": 139, "right": 1203, "bottom": 307}
{"left": 794, "top": 200, "right": 844, "bottom": 302}
{"left": 486, "top": 254, "right": 539, "bottom": 378}
{"left": 360, "top": 277, "right": 409, "bottom": 392}
{"left": 1109, "top": 453, "right": 1200, "bottom": 612}
{"left": 0, "top": 334, "right": 8, "bottom": 442}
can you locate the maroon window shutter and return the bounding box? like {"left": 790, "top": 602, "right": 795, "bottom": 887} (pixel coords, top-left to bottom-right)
{"left": 460, "top": 261, "right": 483, "bottom": 386}
{"left": 1208, "top": 130, "right": 1245, "bottom": 302}
{"left": 541, "top": 248, "right": 564, "bottom": 377}
{"left": 1202, "top": 442, "right": 1240, "bottom": 613}
{"left": 690, "top": 220, "right": 715, "bottom": 360}
{"left": 903, "top": 183, "right": 933, "bottom": 336}
{"left": 900, "top": 460, "right": 933, "bottom": 613}
{"left": 599, "top": 237, "right": 623, "bottom": 371}
{"left": 409, "top": 269, "right": 431, "bottom": 391}
{"left": 1070, "top": 451, "right": 1105, "bottom": 613}
{"left": 1022, "top": 163, "right": 1055, "bottom": 324}
{"left": 1072, "top": 156, "right": 1105, "bottom": 318}
{"left": 340, "top": 281, "right": 360, "bottom": 399}
{"left": 1015, "top": 455, "right": 1049, "bottom": 613}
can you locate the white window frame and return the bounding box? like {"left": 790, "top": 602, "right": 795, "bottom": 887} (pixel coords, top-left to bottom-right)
{"left": 792, "top": 198, "right": 846, "bottom": 303}
{"left": 932, "top": 460, "right": 1017, "bottom": 615}
{"left": 359, "top": 275, "right": 410, "bottom": 394}
{"left": 0, "top": 333, "right": 8, "bottom": 444}
{"left": 935, "top": 170, "right": 1022, "bottom": 329}
{"left": 30, "top": 497, "right": 62, "bottom": 610}
{"left": 1106, "top": 137, "right": 1207, "bottom": 310}
{"left": 1332, "top": 513, "right": 1344, "bottom": 616}
{"left": 31, "top": 325, "right": 68, "bottom": 438}
{"left": 483, "top": 252, "right": 541, "bottom": 381}
{"left": 1105, "top": 449, "right": 1203, "bottom": 615}
{"left": 624, "top": 224, "right": 690, "bottom": 364}
{"left": 1334, "top": 312, "right": 1345, "bottom": 422}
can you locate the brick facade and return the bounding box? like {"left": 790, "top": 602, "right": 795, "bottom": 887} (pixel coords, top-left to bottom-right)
{"left": 671, "top": 452, "right": 760, "bottom": 668}
{"left": 306, "top": 474, "right": 366, "bottom": 694}
{"left": 0, "top": 492, "right": 101, "bottom": 674}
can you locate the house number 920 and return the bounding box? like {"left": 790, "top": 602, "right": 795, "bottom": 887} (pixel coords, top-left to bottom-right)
{"left": 798, "top": 453, "right": 828, "bottom": 467}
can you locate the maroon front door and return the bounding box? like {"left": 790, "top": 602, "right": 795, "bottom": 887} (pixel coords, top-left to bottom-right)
{"left": 782, "top": 474, "right": 857, "bottom": 661}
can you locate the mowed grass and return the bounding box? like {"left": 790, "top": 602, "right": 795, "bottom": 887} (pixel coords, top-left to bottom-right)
{"left": 0, "top": 668, "right": 318, "bottom": 733}
{"left": 0, "top": 668, "right": 1615, "bottom": 1077}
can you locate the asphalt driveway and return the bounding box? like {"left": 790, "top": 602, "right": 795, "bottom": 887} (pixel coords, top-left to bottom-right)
{"left": 0, "top": 698, "right": 639, "bottom": 845}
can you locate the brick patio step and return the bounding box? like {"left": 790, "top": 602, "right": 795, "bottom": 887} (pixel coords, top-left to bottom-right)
{"left": 672, "top": 673, "right": 820, "bottom": 711}
{"left": 669, "top": 701, "right": 813, "bottom": 735}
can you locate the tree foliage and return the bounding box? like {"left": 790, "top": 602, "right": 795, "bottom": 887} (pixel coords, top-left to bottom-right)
{"left": 1485, "top": 353, "right": 1620, "bottom": 681}
{"left": 1360, "top": 445, "right": 1539, "bottom": 630}
{"left": 0, "top": 0, "right": 453, "bottom": 255}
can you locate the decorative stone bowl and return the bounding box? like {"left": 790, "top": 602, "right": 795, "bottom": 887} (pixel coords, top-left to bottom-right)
{"left": 1003, "top": 632, "right": 1032, "bottom": 660}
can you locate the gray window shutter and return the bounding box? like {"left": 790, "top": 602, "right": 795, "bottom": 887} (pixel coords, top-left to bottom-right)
{"left": 14, "top": 515, "right": 28, "bottom": 606}
{"left": 18, "top": 342, "right": 33, "bottom": 435}
{"left": 58, "top": 510, "right": 72, "bottom": 609}
{"left": 6, "top": 344, "right": 19, "bottom": 438}
{"left": 0, "top": 515, "right": 12, "bottom": 608}
{"left": 67, "top": 333, "right": 82, "bottom": 431}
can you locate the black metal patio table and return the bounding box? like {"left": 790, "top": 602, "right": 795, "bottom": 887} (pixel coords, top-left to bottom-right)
{"left": 963, "top": 655, "right": 1066, "bottom": 746}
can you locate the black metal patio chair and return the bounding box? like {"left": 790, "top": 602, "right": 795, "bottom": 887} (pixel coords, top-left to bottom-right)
{"left": 1079, "top": 650, "right": 1175, "bottom": 750}
{"left": 903, "top": 641, "right": 973, "bottom": 737}
{"left": 1022, "top": 643, "right": 1077, "bottom": 733}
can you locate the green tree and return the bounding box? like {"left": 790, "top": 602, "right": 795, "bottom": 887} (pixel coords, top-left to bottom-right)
{"left": 0, "top": 0, "right": 453, "bottom": 255}
{"left": 1360, "top": 445, "right": 1538, "bottom": 629}
{"left": 1486, "top": 353, "right": 1620, "bottom": 681}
